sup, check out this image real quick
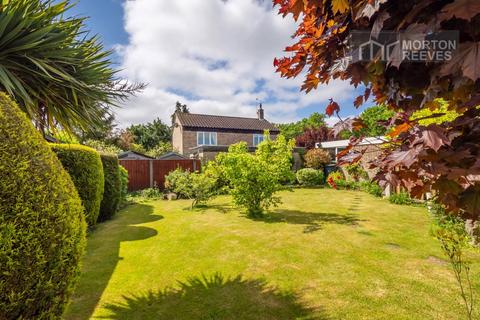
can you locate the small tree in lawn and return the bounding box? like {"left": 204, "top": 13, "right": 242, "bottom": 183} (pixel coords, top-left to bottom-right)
{"left": 304, "top": 148, "right": 331, "bottom": 170}
{"left": 216, "top": 134, "right": 294, "bottom": 217}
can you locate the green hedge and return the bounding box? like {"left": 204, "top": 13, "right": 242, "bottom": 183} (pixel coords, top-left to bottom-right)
{"left": 99, "top": 154, "right": 122, "bottom": 221}
{"left": 296, "top": 168, "right": 324, "bottom": 186}
{"left": 119, "top": 164, "right": 129, "bottom": 208}
{"left": 0, "top": 93, "right": 86, "bottom": 318}
{"left": 51, "top": 144, "right": 104, "bottom": 226}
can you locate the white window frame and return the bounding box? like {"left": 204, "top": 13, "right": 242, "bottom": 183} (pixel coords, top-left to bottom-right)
{"left": 253, "top": 134, "right": 265, "bottom": 146}
{"left": 197, "top": 132, "right": 217, "bottom": 146}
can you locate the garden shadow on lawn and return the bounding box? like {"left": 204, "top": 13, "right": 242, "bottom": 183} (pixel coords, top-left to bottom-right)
{"left": 100, "top": 273, "right": 327, "bottom": 320}
{"left": 254, "top": 209, "right": 364, "bottom": 233}
{"left": 65, "top": 204, "right": 162, "bottom": 320}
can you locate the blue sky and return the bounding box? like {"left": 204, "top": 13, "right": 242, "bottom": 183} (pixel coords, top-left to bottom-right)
{"left": 69, "top": 0, "right": 367, "bottom": 127}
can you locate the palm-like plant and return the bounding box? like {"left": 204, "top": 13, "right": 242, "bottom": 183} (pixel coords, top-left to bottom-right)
{"left": 0, "top": 0, "right": 143, "bottom": 133}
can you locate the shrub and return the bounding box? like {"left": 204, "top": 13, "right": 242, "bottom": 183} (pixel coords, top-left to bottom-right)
{"left": 335, "top": 179, "right": 358, "bottom": 190}
{"left": 304, "top": 148, "right": 331, "bottom": 169}
{"left": 99, "top": 154, "right": 122, "bottom": 221}
{"left": 83, "top": 139, "right": 123, "bottom": 155}
{"left": 296, "top": 168, "right": 324, "bottom": 186}
{"left": 51, "top": 144, "right": 104, "bottom": 226}
{"left": 327, "top": 170, "right": 344, "bottom": 182}
{"left": 362, "top": 181, "right": 383, "bottom": 197}
{"left": 326, "top": 170, "right": 345, "bottom": 188}
{"left": 175, "top": 172, "right": 216, "bottom": 209}
{"left": 0, "top": 93, "right": 86, "bottom": 318}
{"left": 204, "top": 160, "right": 230, "bottom": 194}
{"left": 119, "top": 165, "right": 129, "bottom": 207}
{"left": 389, "top": 192, "right": 413, "bottom": 205}
{"left": 145, "top": 141, "right": 174, "bottom": 158}
{"left": 164, "top": 168, "right": 191, "bottom": 197}
{"left": 216, "top": 135, "right": 295, "bottom": 217}
{"left": 344, "top": 163, "right": 369, "bottom": 182}
{"left": 140, "top": 187, "right": 163, "bottom": 199}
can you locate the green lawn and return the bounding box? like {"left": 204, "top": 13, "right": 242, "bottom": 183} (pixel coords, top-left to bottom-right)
{"left": 64, "top": 188, "right": 479, "bottom": 320}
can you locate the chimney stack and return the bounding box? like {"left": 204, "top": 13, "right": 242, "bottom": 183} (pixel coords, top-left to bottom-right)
{"left": 257, "top": 103, "right": 264, "bottom": 120}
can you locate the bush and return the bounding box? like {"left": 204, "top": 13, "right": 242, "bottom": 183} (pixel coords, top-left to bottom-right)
{"left": 326, "top": 170, "right": 345, "bottom": 188}
{"left": 204, "top": 160, "right": 230, "bottom": 194}
{"left": 119, "top": 165, "right": 129, "bottom": 207}
{"left": 0, "top": 93, "right": 86, "bottom": 318}
{"left": 304, "top": 148, "right": 331, "bottom": 169}
{"left": 140, "top": 187, "right": 163, "bottom": 199}
{"left": 99, "top": 154, "right": 122, "bottom": 221}
{"left": 175, "top": 172, "right": 216, "bottom": 209}
{"left": 164, "top": 168, "right": 191, "bottom": 197}
{"left": 344, "top": 163, "right": 369, "bottom": 182}
{"left": 51, "top": 144, "right": 104, "bottom": 226}
{"left": 216, "top": 135, "right": 295, "bottom": 217}
{"left": 361, "top": 181, "right": 383, "bottom": 197}
{"left": 165, "top": 169, "right": 216, "bottom": 208}
{"left": 83, "top": 139, "right": 123, "bottom": 155}
{"left": 389, "top": 192, "right": 413, "bottom": 205}
{"left": 327, "top": 170, "right": 344, "bottom": 182}
{"left": 296, "top": 168, "right": 324, "bottom": 186}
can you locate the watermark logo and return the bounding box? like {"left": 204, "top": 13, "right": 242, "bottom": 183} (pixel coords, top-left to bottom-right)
{"left": 335, "top": 30, "right": 459, "bottom": 70}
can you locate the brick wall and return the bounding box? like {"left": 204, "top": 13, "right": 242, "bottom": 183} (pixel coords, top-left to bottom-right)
{"left": 172, "top": 119, "right": 183, "bottom": 153}
{"left": 182, "top": 129, "right": 277, "bottom": 155}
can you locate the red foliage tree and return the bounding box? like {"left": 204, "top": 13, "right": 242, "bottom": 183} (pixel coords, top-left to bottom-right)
{"left": 295, "top": 127, "right": 330, "bottom": 149}
{"left": 273, "top": 0, "right": 480, "bottom": 221}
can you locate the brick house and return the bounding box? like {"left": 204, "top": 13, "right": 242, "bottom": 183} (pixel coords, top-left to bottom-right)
{"left": 172, "top": 105, "right": 280, "bottom": 161}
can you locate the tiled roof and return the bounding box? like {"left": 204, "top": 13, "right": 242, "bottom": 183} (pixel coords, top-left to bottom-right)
{"left": 175, "top": 112, "right": 280, "bottom": 132}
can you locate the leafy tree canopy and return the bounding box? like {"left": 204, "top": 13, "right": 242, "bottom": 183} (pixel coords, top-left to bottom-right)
{"left": 146, "top": 142, "right": 175, "bottom": 158}
{"left": 356, "top": 105, "right": 395, "bottom": 137}
{"left": 127, "top": 118, "right": 172, "bottom": 151}
{"left": 410, "top": 99, "right": 461, "bottom": 126}
{"left": 0, "top": 0, "right": 143, "bottom": 134}
{"left": 274, "top": 0, "right": 480, "bottom": 220}
{"left": 296, "top": 126, "right": 330, "bottom": 149}
{"left": 277, "top": 112, "right": 326, "bottom": 141}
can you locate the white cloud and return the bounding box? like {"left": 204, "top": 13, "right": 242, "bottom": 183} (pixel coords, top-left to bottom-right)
{"left": 115, "top": 0, "right": 357, "bottom": 127}
{"left": 324, "top": 114, "right": 356, "bottom": 128}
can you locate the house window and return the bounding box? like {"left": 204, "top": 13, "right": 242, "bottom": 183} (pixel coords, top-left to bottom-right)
{"left": 197, "top": 132, "right": 217, "bottom": 146}
{"left": 253, "top": 134, "right": 265, "bottom": 146}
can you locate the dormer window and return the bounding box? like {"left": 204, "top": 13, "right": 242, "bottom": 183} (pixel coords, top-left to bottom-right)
{"left": 197, "top": 132, "right": 217, "bottom": 146}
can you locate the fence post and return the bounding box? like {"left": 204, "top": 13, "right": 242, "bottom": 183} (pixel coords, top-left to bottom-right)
{"left": 193, "top": 159, "right": 197, "bottom": 172}
{"left": 149, "top": 160, "right": 153, "bottom": 188}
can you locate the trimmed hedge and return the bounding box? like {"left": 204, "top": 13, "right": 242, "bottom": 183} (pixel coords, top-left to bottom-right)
{"left": 51, "top": 144, "right": 104, "bottom": 226}
{"left": 296, "top": 168, "right": 324, "bottom": 186}
{"left": 119, "top": 164, "right": 129, "bottom": 208}
{"left": 99, "top": 154, "right": 122, "bottom": 221}
{"left": 0, "top": 93, "right": 86, "bottom": 318}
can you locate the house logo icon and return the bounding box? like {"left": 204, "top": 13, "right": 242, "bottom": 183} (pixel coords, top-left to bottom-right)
{"left": 359, "top": 39, "right": 384, "bottom": 60}
{"left": 356, "top": 36, "right": 400, "bottom": 61}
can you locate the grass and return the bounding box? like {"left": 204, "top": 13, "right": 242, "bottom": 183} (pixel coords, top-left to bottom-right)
{"left": 64, "top": 188, "right": 480, "bottom": 319}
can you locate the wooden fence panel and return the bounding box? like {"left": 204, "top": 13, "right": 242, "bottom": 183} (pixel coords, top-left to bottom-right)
{"left": 119, "top": 159, "right": 201, "bottom": 191}
{"left": 119, "top": 160, "right": 150, "bottom": 191}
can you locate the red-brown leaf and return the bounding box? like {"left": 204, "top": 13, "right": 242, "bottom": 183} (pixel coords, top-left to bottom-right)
{"left": 420, "top": 126, "right": 450, "bottom": 152}
{"left": 326, "top": 99, "right": 340, "bottom": 116}
{"left": 353, "top": 95, "right": 364, "bottom": 108}
{"left": 438, "top": 0, "right": 480, "bottom": 22}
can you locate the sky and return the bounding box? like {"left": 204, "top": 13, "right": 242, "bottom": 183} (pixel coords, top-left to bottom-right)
{"left": 68, "top": 0, "right": 368, "bottom": 127}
